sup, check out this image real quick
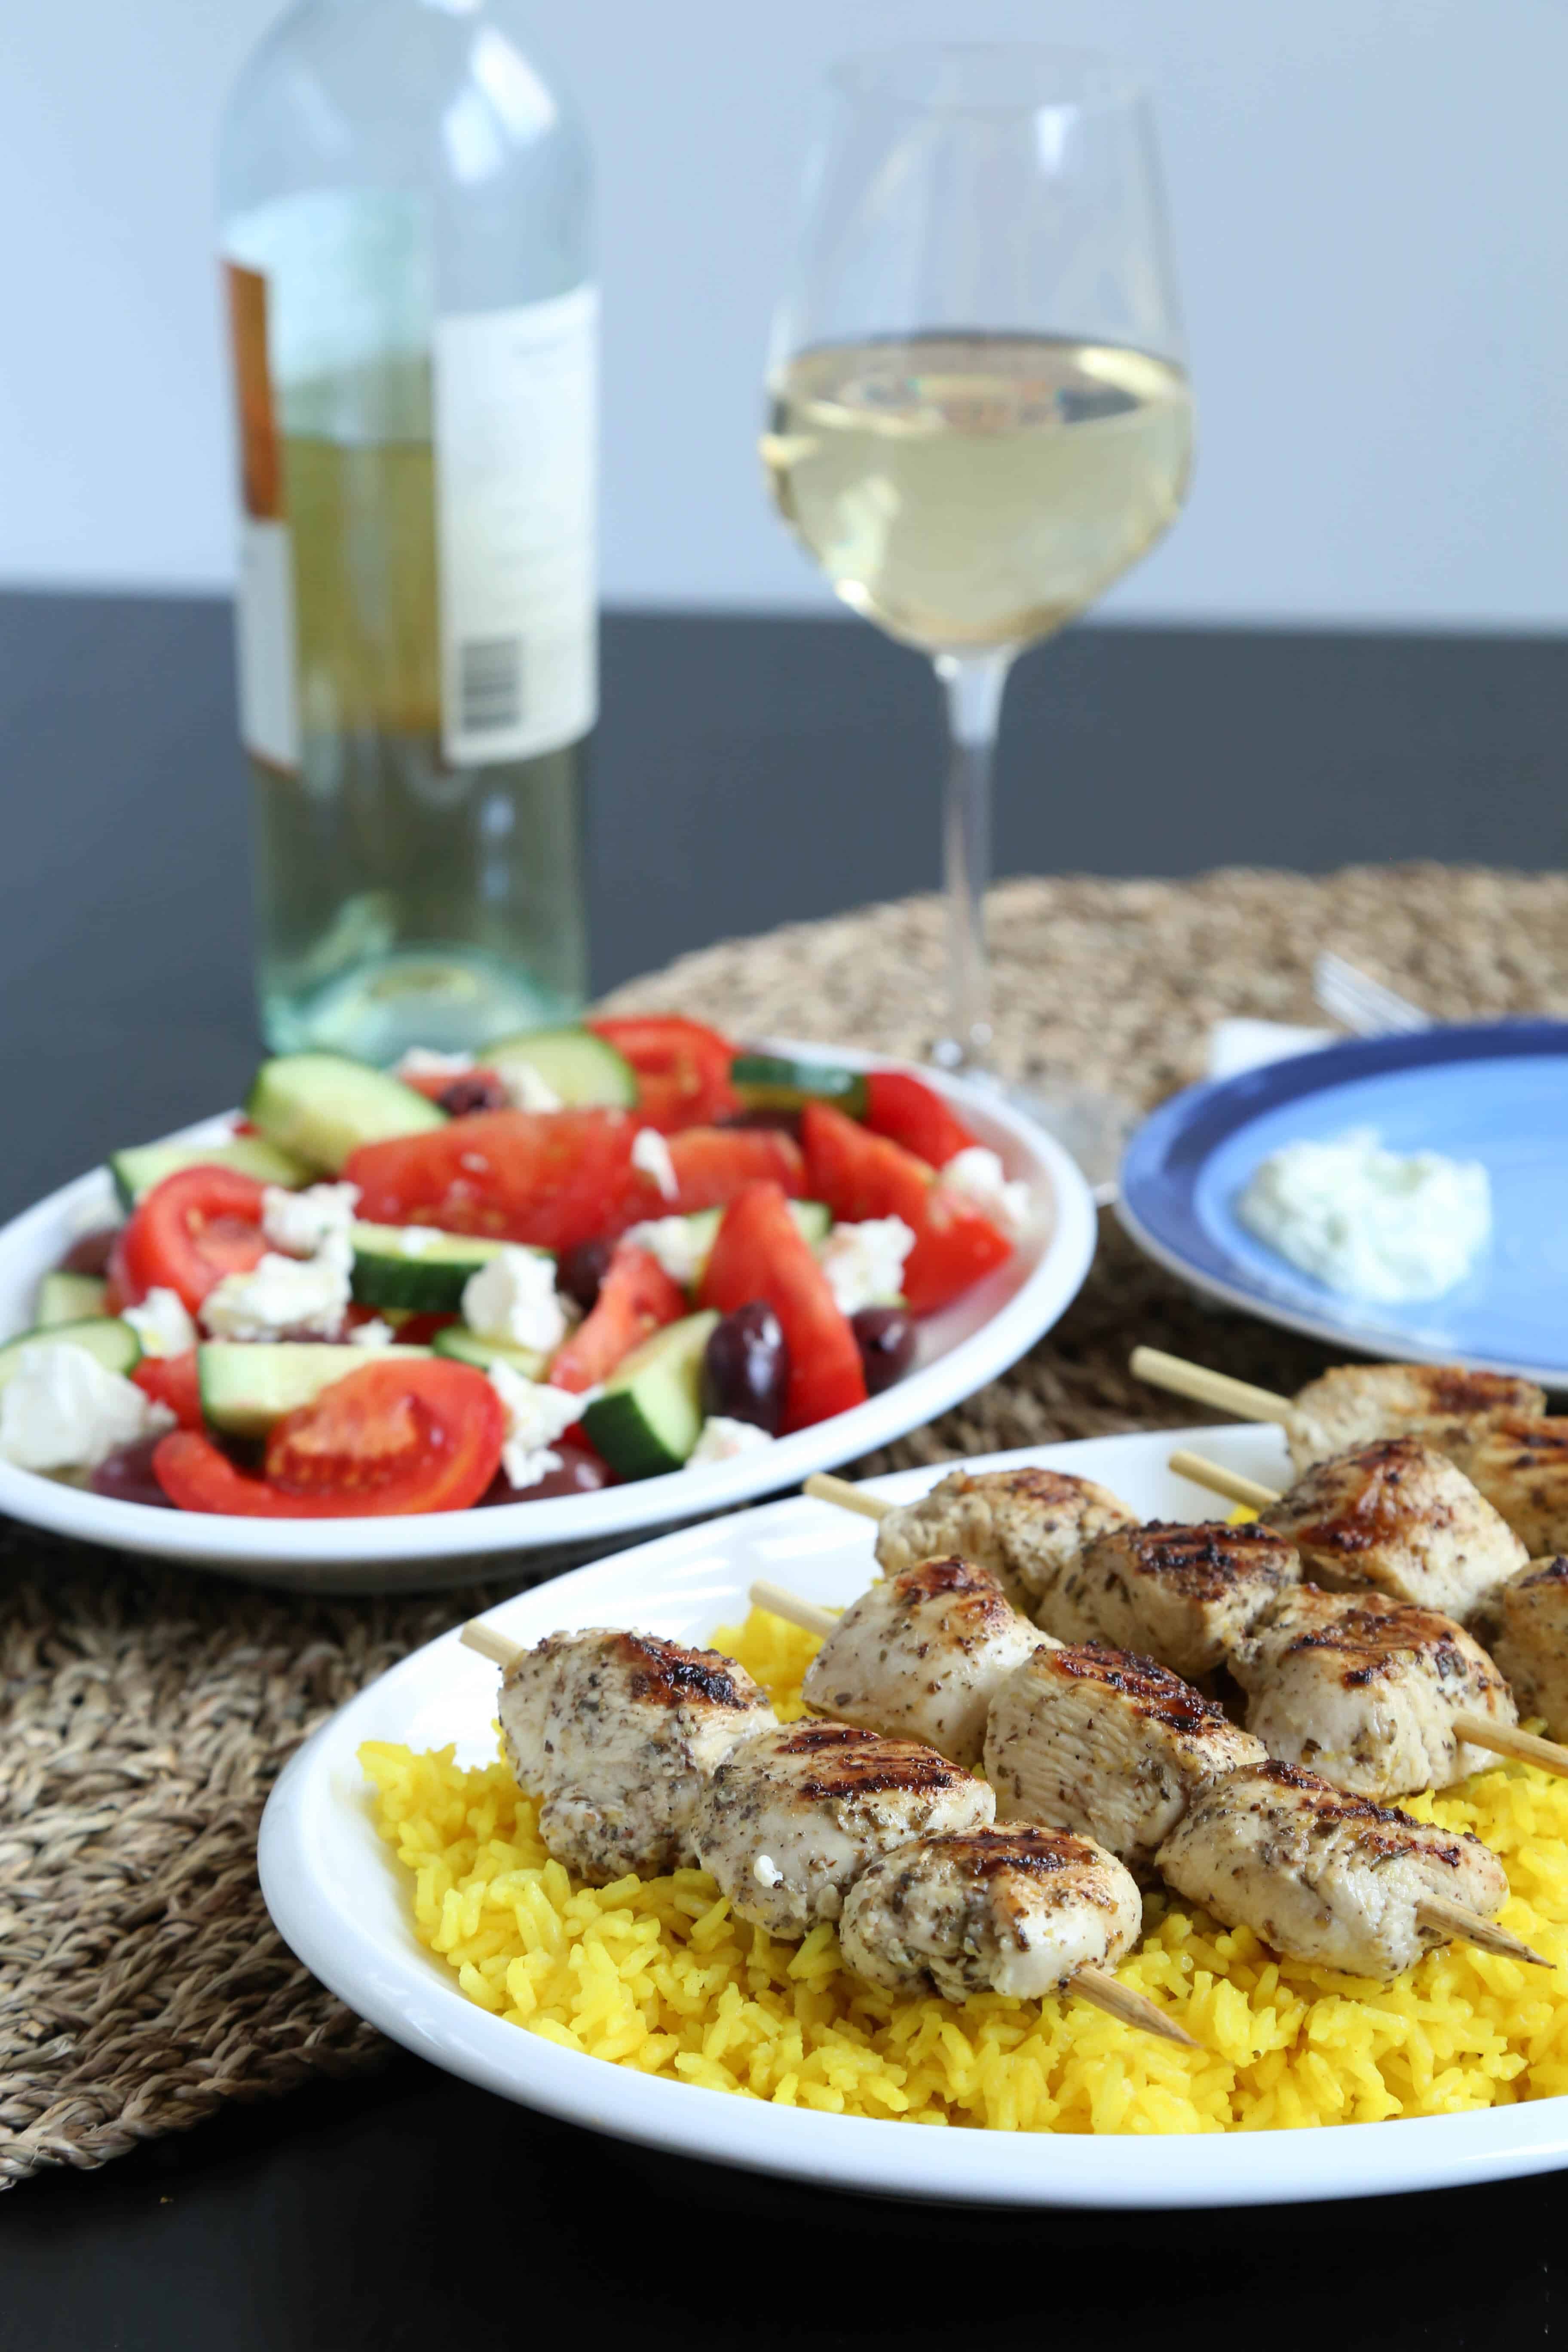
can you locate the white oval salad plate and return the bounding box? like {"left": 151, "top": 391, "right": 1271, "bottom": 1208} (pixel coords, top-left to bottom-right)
{"left": 0, "top": 1048, "right": 1095, "bottom": 1593}
{"left": 258, "top": 1424, "right": 1568, "bottom": 2208}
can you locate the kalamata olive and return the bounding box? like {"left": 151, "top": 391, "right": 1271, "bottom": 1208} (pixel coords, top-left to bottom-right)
{"left": 557, "top": 1237, "right": 614, "bottom": 1314}
{"left": 437, "top": 1072, "right": 509, "bottom": 1116}
{"left": 851, "top": 1305, "right": 916, "bottom": 1395}
{"left": 480, "top": 1443, "right": 613, "bottom": 1504}
{"left": 61, "top": 1226, "right": 120, "bottom": 1277}
{"left": 701, "top": 1301, "right": 790, "bottom": 1433}
{"left": 717, "top": 1107, "right": 804, "bottom": 1142}
{"left": 89, "top": 1435, "right": 175, "bottom": 1508}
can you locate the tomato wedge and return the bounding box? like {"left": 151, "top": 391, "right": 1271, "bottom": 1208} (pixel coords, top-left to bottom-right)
{"left": 863, "top": 1071, "right": 977, "bottom": 1170}
{"left": 345, "top": 1109, "right": 646, "bottom": 1255}
{"left": 699, "top": 1181, "right": 866, "bottom": 1431}
{"left": 589, "top": 1015, "right": 738, "bottom": 1132}
{"left": 665, "top": 1126, "right": 805, "bottom": 1213}
{"left": 116, "top": 1167, "right": 268, "bottom": 1313}
{"left": 152, "top": 1359, "right": 503, "bottom": 1517}
{"left": 132, "top": 1350, "right": 203, "bottom": 1430}
{"left": 548, "top": 1243, "right": 686, "bottom": 1393}
{"left": 801, "top": 1102, "right": 1011, "bottom": 1315}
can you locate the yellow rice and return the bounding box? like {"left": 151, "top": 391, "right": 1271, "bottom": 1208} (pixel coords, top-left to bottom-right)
{"left": 361, "top": 1608, "right": 1568, "bottom": 2132}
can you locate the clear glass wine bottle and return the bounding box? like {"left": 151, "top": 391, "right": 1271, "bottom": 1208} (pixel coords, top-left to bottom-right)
{"left": 219, "top": 0, "right": 596, "bottom": 1064}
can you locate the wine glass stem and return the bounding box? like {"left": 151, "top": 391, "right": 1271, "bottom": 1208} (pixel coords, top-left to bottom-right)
{"left": 933, "top": 649, "right": 1011, "bottom": 1074}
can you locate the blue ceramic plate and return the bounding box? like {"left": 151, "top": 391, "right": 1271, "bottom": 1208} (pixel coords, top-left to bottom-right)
{"left": 1117, "top": 1020, "right": 1568, "bottom": 1386}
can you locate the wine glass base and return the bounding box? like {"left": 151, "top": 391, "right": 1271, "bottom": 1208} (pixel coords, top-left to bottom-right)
{"left": 939, "top": 1063, "right": 1136, "bottom": 1205}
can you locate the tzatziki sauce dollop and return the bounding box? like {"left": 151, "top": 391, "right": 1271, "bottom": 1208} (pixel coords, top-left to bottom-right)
{"left": 1235, "top": 1128, "right": 1491, "bottom": 1302}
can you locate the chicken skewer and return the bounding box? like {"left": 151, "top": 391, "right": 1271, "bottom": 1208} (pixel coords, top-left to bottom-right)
{"left": 457, "top": 1619, "right": 1193, "bottom": 2045}
{"left": 1167, "top": 1446, "right": 1568, "bottom": 1779}
{"left": 749, "top": 1566, "right": 1546, "bottom": 1973}
{"left": 1134, "top": 1345, "right": 1568, "bottom": 1556}
{"left": 805, "top": 1468, "right": 1566, "bottom": 1785}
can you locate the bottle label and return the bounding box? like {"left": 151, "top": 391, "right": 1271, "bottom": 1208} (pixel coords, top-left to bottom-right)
{"left": 224, "top": 260, "right": 301, "bottom": 772}
{"left": 432, "top": 285, "right": 598, "bottom": 766}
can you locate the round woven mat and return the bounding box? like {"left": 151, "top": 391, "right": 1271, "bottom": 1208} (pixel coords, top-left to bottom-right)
{"left": 4, "top": 862, "right": 1563, "bottom": 2186}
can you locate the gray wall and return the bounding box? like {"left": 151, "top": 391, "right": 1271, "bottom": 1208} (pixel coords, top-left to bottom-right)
{"left": 5, "top": 0, "right": 1566, "bottom": 627}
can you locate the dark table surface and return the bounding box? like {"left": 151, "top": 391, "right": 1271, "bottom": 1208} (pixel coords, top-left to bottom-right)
{"left": 5, "top": 594, "right": 1568, "bottom": 2348}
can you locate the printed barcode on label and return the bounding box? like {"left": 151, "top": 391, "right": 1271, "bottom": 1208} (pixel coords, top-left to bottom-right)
{"left": 458, "top": 637, "right": 524, "bottom": 734}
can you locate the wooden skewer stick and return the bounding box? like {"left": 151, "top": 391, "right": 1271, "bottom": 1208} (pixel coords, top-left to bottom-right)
{"left": 466, "top": 1615, "right": 1194, "bottom": 2043}
{"left": 749, "top": 1579, "right": 838, "bottom": 1639}
{"left": 1414, "top": 1896, "right": 1550, "bottom": 1967}
{"left": 1452, "top": 1716, "right": 1568, "bottom": 1781}
{"left": 1130, "top": 1346, "right": 1298, "bottom": 1429}
{"left": 1071, "top": 1970, "right": 1200, "bottom": 2047}
{"left": 462, "top": 1620, "right": 523, "bottom": 1670}
{"left": 1166, "top": 1449, "right": 1280, "bottom": 1512}
{"left": 803, "top": 1471, "right": 892, "bottom": 1522}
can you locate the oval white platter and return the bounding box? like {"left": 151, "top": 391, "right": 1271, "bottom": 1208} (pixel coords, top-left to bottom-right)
{"left": 0, "top": 1047, "right": 1095, "bottom": 1594}
{"left": 258, "top": 1424, "right": 1568, "bottom": 2209}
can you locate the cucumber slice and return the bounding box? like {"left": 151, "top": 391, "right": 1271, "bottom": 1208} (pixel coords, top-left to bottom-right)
{"left": 483, "top": 1026, "right": 637, "bottom": 1109}
{"left": 349, "top": 1223, "right": 527, "bottom": 1314}
{"left": 197, "top": 1341, "right": 431, "bottom": 1438}
{"left": 430, "top": 1327, "right": 550, "bottom": 1383}
{"left": 110, "top": 1134, "right": 313, "bottom": 1208}
{"left": 731, "top": 1054, "right": 868, "bottom": 1119}
{"left": 674, "top": 1199, "right": 832, "bottom": 1286}
{"left": 37, "top": 1271, "right": 110, "bottom": 1327}
{"left": 580, "top": 1310, "right": 719, "bottom": 1480}
{"left": 246, "top": 1054, "right": 446, "bottom": 1174}
{"left": 0, "top": 1317, "right": 141, "bottom": 1393}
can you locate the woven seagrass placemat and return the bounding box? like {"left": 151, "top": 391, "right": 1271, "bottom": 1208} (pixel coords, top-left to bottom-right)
{"left": 5, "top": 862, "right": 1565, "bottom": 2186}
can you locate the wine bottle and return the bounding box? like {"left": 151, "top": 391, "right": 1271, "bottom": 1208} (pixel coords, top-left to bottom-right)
{"left": 219, "top": 0, "right": 594, "bottom": 1062}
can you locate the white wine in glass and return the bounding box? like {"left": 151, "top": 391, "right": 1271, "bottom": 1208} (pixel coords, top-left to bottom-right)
{"left": 763, "top": 49, "right": 1194, "bottom": 1189}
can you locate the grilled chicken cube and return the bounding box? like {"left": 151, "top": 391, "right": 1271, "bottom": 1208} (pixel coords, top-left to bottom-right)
{"left": 1289, "top": 1364, "right": 1544, "bottom": 1478}
{"left": 499, "top": 1627, "right": 775, "bottom": 1884}
{"left": 839, "top": 1826, "right": 1143, "bottom": 2002}
{"left": 983, "top": 1642, "right": 1266, "bottom": 1870}
{"left": 800, "top": 1556, "right": 1047, "bottom": 1767}
{"left": 1474, "top": 1557, "right": 1568, "bottom": 1740}
{"left": 1038, "top": 1520, "right": 1299, "bottom": 1678}
{"left": 1438, "top": 1417, "right": 1568, "bottom": 1559}
{"left": 1156, "top": 1759, "right": 1510, "bottom": 1978}
{"left": 874, "top": 1466, "right": 1136, "bottom": 1612}
{"left": 1229, "top": 1585, "right": 1516, "bottom": 1798}
{"left": 1265, "top": 1437, "right": 1528, "bottom": 1622}
{"left": 690, "top": 1720, "right": 993, "bottom": 1939}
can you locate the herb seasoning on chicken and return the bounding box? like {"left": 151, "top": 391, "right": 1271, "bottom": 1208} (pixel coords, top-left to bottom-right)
{"left": 873, "top": 1466, "right": 1136, "bottom": 1613}
{"left": 1228, "top": 1584, "right": 1516, "bottom": 1799}
{"left": 1041, "top": 1519, "right": 1300, "bottom": 1678}
{"left": 839, "top": 1826, "right": 1144, "bottom": 2002}
{"left": 1264, "top": 1437, "right": 1528, "bottom": 1622}
{"left": 499, "top": 1626, "right": 776, "bottom": 1883}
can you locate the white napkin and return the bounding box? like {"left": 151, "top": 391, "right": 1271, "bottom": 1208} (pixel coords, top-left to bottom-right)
{"left": 1207, "top": 1018, "right": 1338, "bottom": 1083}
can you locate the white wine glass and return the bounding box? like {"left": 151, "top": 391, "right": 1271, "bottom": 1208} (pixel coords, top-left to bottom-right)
{"left": 762, "top": 44, "right": 1193, "bottom": 1192}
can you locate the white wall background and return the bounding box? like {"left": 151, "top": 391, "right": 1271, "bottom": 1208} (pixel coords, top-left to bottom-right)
{"left": 4, "top": 0, "right": 1568, "bottom": 627}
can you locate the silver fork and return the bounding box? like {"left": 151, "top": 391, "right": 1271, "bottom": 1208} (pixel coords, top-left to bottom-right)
{"left": 1312, "top": 950, "right": 1432, "bottom": 1038}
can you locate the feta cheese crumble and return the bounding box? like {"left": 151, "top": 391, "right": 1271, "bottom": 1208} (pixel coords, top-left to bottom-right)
{"left": 752, "top": 1853, "right": 784, "bottom": 1890}
{"left": 395, "top": 1047, "right": 473, "bottom": 1081}
{"left": 938, "top": 1145, "right": 1032, "bottom": 1238}
{"left": 462, "top": 1247, "right": 570, "bottom": 1355}
{"left": 491, "top": 1056, "right": 564, "bottom": 1113}
{"left": 387, "top": 1225, "right": 447, "bottom": 1258}
{"left": 1236, "top": 1128, "right": 1493, "bottom": 1303}
{"left": 689, "top": 1416, "right": 777, "bottom": 1464}
{"left": 262, "top": 1182, "right": 359, "bottom": 1267}
{"left": 623, "top": 1216, "right": 704, "bottom": 1290}
{"left": 631, "top": 1127, "right": 678, "bottom": 1201}
{"left": 817, "top": 1216, "right": 916, "bottom": 1317}
{"left": 122, "top": 1286, "right": 196, "bottom": 1359}
{"left": 0, "top": 1342, "right": 174, "bottom": 1473}
{"left": 487, "top": 1362, "right": 596, "bottom": 1490}
{"left": 200, "top": 1249, "right": 352, "bottom": 1340}
{"left": 347, "top": 1317, "right": 396, "bottom": 1349}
